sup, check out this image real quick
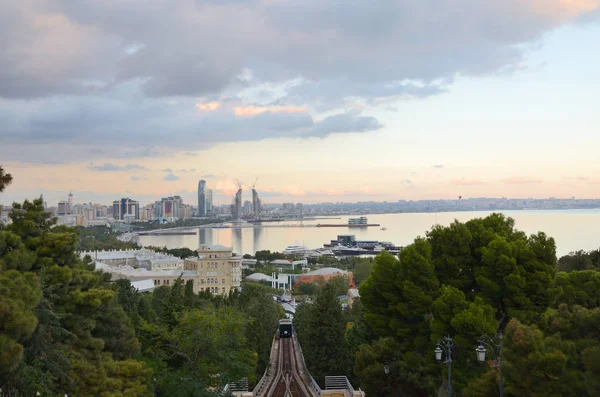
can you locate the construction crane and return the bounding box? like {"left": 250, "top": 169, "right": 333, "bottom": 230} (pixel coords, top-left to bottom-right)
{"left": 236, "top": 178, "right": 242, "bottom": 189}
{"left": 252, "top": 177, "right": 258, "bottom": 189}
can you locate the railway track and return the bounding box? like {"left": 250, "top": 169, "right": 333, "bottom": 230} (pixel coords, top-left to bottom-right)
{"left": 264, "top": 337, "right": 315, "bottom": 397}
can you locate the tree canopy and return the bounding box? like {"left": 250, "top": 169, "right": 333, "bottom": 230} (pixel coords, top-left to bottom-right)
{"left": 357, "top": 213, "right": 576, "bottom": 396}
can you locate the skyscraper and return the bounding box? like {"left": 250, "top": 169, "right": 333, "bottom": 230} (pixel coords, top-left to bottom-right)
{"left": 252, "top": 186, "right": 261, "bottom": 218}
{"left": 206, "top": 189, "right": 213, "bottom": 213}
{"left": 234, "top": 187, "right": 242, "bottom": 220}
{"left": 243, "top": 200, "right": 252, "bottom": 215}
{"left": 112, "top": 198, "right": 140, "bottom": 220}
{"left": 198, "top": 180, "right": 206, "bottom": 217}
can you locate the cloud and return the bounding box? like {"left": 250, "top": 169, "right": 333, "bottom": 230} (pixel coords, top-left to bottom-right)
{"left": 215, "top": 179, "right": 240, "bottom": 195}
{"left": 451, "top": 178, "right": 486, "bottom": 186}
{"left": 163, "top": 173, "right": 180, "bottom": 181}
{"left": 161, "top": 168, "right": 173, "bottom": 173}
{"left": 176, "top": 168, "right": 197, "bottom": 173}
{"left": 131, "top": 176, "right": 148, "bottom": 181}
{"left": 564, "top": 176, "right": 589, "bottom": 181}
{"left": 0, "top": 97, "right": 382, "bottom": 163}
{"left": 501, "top": 176, "right": 543, "bottom": 184}
{"left": 2, "top": 0, "right": 597, "bottom": 103}
{"left": 1, "top": 0, "right": 599, "bottom": 163}
{"left": 195, "top": 101, "right": 221, "bottom": 111}
{"left": 234, "top": 105, "right": 307, "bottom": 117}
{"left": 88, "top": 163, "right": 148, "bottom": 172}
{"left": 202, "top": 174, "right": 216, "bottom": 178}
{"left": 433, "top": 164, "right": 444, "bottom": 169}
{"left": 286, "top": 186, "right": 307, "bottom": 197}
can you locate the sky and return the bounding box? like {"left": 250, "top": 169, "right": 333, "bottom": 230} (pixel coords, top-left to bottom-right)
{"left": 1, "top": 0, "right": 600, "bottom": 206}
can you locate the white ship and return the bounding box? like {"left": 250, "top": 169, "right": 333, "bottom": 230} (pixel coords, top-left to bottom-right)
{"left": 283, "top": 245, "right": 309, "bottom": 256}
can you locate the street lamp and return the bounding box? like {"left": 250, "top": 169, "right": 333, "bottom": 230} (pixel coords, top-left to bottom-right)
{"left": 435, "top": 335, "right": 453, "bottom": 397}
{"left": 476, "top": 332, "right": 504, "bottom": 397}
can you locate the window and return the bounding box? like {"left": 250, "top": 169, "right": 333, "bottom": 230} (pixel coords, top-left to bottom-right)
{"left": 222, "top": 278, "right": 225, "bottom": 284}
{"left": 222, "top": 288, "right": 225, "bottom": 294}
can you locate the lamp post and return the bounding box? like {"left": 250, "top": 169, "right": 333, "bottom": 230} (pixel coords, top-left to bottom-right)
{"left": 435, "top": 335, "right": 453, "bottom": 397}
{"left": 383, "top": 362, "right": 398, "bottom": 397}
{"left": 476, "top": 332, "right": 504, "bottom": 397}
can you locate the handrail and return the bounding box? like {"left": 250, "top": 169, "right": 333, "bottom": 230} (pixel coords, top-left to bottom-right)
{"left": 294, "top": 337, "right": 322, "bottom": 395}
{"left": 252, "top": 336, "right": 278, "bottom": 396}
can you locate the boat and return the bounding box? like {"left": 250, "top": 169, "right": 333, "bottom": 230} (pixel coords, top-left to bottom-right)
{"left": 283, "top": 245, "right": 309, "bottom": 256}
{"left": 212, "top": 224, "right": 229, "bottom": 229}
{"left": 331, "top": 245, "right": 369, "bottom": 256}
{"left": 380, "top": 227, "right": 388, "bottom": 231}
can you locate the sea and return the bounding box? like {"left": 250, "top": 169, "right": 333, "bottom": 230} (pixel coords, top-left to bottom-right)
{"left": 135, "top": 210, "right": 600, "bottom": 258}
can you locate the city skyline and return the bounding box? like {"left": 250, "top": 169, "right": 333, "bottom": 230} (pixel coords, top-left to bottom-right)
{"left": 2, "top": 1, "right": 600, "bottom": 204}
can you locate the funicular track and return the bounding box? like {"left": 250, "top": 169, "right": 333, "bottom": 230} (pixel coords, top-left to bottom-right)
{"left": 262, "top": 337, "right": 316, "bottom": 397}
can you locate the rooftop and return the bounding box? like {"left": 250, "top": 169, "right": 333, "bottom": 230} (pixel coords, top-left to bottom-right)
{"left": 245, "top": 273, "right": 273, "bottom": 282}
{"left": 305, "top": 267, "right": 348, "bottom": 276}
{"left": 94, "top": 261, "right": 195, "bottom": 278}
{"left": 131, "top": 279, "right": 155, "bottom": 293}
{"left": 199, "top": 244, "right": 231, "bottom": 251}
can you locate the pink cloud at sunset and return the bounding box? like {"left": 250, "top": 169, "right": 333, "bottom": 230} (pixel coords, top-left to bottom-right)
{"left": 234, "top": 106, "right": 308, "bottom": 117}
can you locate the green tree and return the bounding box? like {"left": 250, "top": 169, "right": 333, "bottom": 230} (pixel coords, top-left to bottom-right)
{"left": 553, "top": 270, "right": 600, "bottom": 308}
{"left": 0, "top": 197, "right": 152, "bottom": 396}
{"left": 184, "top": 279, "right": 197, "bottom": 308}
{"left": 558, "top": 249, "right": 600, "bottom": 272}
{"left": 503, "top": 318, "right": 583, "bottom": 397}
{"left": 168, "top": 307, "right": 257, "bottom": 389}
{"left": 351, "top": 258, "right": 374, "bottom": 286}
{"left": 236, "top": 283, "right": 283, "bottom": 378}
{"left": 354, "top": 337, "right": 436, "bottom": 397}
{"left": 0, "top": 270, "right": 41, "bottom": 373}
{"left": 294, "top": 283, "right": 348, "bottom": 386}
{"left": 0, "top": 165, "right": 12, "bottom": 192}
{"left": 359, "top": 214, "right": 559, "bottom": 396}
{"left": 327, "top": 274, "right": 352, "bottom": 297}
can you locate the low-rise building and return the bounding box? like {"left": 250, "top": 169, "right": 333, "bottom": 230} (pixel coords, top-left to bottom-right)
{"left": 271, "top": 258, "right": 308, "bottom": 270}
{"left": 295, "top": 267, "right": 355, "bottom": 288}
{"left": 80, "top": 249, "right": 183, "bottom": 271}
{"left": 347, "top": 288, "right": 360, "bottom": 308}
{"left": 87, "top": 245, "right": 242, "bottom": 296}
{"left": 183, "top": 245, "right": 242, "bottom": 294}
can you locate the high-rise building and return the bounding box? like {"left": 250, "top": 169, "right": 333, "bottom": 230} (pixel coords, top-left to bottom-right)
{"left": 68, "top": 191, "right": 73, "bottom": 209}
{"left": 206, "top": 189, "right": 213, "bottom": 213}
{"left": 57, "top": 201, "right": 68, "bottom": 216}
{"left": 153, "top": 200, "right": 162, "bottom": 219}
{"left": 252, "top": 187, "right": 261, "bottom": 217}
{"left": 243, "top": 200, "right": 252, "bottom": 215}
{"left": 198, "top": 180, "right": 207, "bottom": 216}
{"left": 160, "top": 196, "right": 183, "bottom": 220}
{"left": 112, "top": 198, "right": 140, "bottom": 220}
{"left": 233, "top": 187, "right": 242, "bottom": 220}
